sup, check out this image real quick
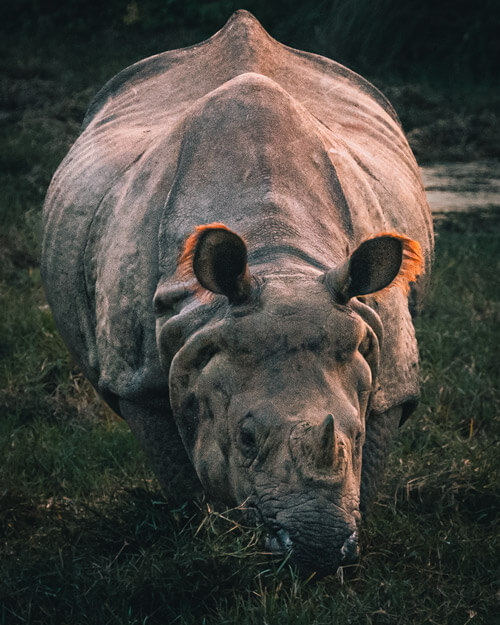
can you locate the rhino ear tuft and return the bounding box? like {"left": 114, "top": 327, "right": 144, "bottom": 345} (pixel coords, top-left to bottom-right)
{"left": 178, "top": 223, "right": 252, "bottom": 303}
{"left": 326, "top": 233, "right": 423, "bottom": 302}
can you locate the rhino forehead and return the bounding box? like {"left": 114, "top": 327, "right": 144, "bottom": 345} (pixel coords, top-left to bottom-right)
{"left": 221, "top": 281, "right": 364, "bottom": 360}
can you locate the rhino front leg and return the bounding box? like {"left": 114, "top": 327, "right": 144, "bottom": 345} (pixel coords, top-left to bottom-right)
{"left": 360, "top": 405, "right": 403, "bottom": 512}
{"left": 120, "top": 398, "right": 203, "bottom": 503}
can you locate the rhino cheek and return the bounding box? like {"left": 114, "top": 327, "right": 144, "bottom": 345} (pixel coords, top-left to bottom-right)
{"left": 168, "top": 346, "right": 239, "bottom": 502}
{"left": 171, "top": 388, "right": 236, "bottom": 503}
{"left": 191, "top": 423, "right": 234, "bottom": 503}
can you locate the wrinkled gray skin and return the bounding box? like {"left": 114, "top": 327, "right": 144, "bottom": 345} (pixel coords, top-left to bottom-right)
{"left": 41, "top": 11, "right": 433, "bottom": 575}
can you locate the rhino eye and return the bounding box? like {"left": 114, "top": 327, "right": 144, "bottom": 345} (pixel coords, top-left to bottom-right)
{"left": 241, "top": 429, "right": 256, "bottom": 447}
{"left": 239, "top": 423, "right": 258, "bottom": 459}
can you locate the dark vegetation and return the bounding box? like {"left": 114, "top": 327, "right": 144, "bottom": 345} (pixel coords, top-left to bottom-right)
{"left": 4, "top": 0, "right": 500, "bottom": 80}
{"left": 1, "top": 1, "right": 499, "bottom": 623}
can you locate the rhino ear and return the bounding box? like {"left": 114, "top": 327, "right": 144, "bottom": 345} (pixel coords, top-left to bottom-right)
{"left": 326, "top": 233, "right": 423, "bottom": 302}
{"left": 179, "top": 223, "right": 252, "bottom": 303}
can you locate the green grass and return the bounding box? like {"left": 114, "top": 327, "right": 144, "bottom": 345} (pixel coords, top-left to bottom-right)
{"left": 1, "top": 10, "right": 498, "bottom": 625}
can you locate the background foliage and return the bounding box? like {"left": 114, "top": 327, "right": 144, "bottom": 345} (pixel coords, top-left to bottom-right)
{"left": 3, "top": 0, "right": 500, "bottom": 81}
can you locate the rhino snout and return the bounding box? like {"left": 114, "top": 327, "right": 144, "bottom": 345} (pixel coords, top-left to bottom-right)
{"left": 264, "top": 525, "right": 359, "bottom": 574}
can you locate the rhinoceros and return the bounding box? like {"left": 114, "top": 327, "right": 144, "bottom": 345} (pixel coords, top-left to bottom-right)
{"left": 41, "top": 10, "right": 433, "bottom": 574}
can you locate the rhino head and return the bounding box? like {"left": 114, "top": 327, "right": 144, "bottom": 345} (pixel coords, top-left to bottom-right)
{"left": 155, "top": 224, "right": 421, "bottom": 575}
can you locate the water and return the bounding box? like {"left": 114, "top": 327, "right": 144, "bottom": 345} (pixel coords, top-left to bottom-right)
{"left": 420, "top": 161, "right": 500, "bottom": 215}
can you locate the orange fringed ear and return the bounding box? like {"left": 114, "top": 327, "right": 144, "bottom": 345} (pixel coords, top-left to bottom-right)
{"left": 178, "top": 222, "right": 231, "bottom": 281}
{"left": 177, "top": 222, "right": 252, "bottom": 303}
{"left": 325, "top": 231, "right": 424, "bottom": 303}
{"left": 371, "top": 232, "right": 423, "bottom": 295}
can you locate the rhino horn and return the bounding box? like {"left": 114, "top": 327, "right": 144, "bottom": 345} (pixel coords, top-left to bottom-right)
{"left": 314, "top": 414, "right": 337, "bottom": 470}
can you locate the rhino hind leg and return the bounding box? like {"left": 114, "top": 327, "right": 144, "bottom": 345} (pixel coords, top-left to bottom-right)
{"left": 120, "top": 399, "right": 203, "bottom": 503}
{"left": 360, "top": 405, "right": 402, "bottom": 512}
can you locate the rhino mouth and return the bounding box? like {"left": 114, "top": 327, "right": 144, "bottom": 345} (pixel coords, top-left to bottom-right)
{"left": 263, "top": 524, "right": 359, "bottom": 575}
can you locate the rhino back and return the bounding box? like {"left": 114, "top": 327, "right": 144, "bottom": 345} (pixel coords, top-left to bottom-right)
{"left": 41, "top": 10, "right": 432, "bottom": 407}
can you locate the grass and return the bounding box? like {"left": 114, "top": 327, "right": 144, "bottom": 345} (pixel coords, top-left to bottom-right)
{"left": 1, "top": 9, "right": 499, "bottom": 625}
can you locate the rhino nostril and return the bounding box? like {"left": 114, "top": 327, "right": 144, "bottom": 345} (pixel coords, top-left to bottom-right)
{"left": 340, "top": 531, "right": 359, "bottom": 563}
{"left": 265, "top": 529, "right": 293, "bottom": 553}
{"left": 277, "top": 528, "right": 293, "bottom": 550}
